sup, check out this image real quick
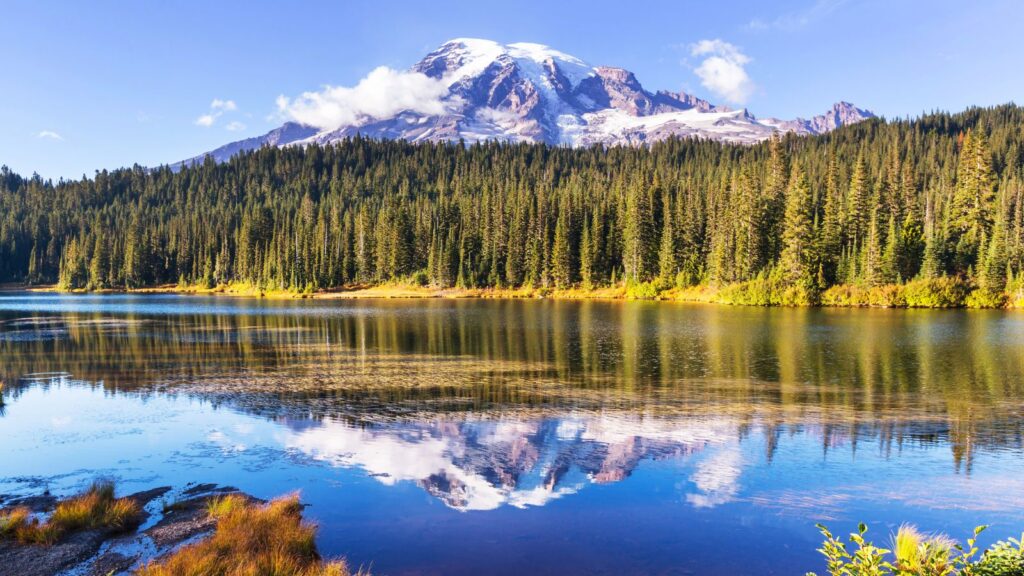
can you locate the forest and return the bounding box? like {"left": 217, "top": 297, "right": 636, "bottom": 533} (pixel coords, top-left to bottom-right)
{"left": 1, "top": 104, "right": 1023, "bottom": 307}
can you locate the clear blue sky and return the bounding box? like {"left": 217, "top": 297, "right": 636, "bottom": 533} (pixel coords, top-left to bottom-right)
{"left": 3, "top": 0, "right": 1021, "bottom": 180}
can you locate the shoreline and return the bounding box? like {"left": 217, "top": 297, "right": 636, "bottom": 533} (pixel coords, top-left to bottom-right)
{"left": 12, "top": 280, "right": 1023, "bottom": 309}
{"left": 0, "top": 483, "right": 252, "bottom": 576}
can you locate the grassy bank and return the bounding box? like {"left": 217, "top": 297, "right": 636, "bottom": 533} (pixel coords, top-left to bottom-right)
{"left": 30, "top": 275, "right": 1024, "bottom": 309}
{"left": 0, "top": 481, "right": 141, "bottom": 545}
{"left": 137, "top": 493, "right": 355, "bottom": 576}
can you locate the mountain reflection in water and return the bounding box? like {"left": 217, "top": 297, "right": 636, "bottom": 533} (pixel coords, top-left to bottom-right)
{"left": 1, "top": 294, "right": 1024, "bottom": 575}
{"left": 282, "top": 414, "right": 718, "bottom": 511}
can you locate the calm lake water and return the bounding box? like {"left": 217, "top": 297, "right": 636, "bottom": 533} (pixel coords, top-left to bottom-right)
{"left": 1, "top": 293, "right": 1022, "bottom": 575}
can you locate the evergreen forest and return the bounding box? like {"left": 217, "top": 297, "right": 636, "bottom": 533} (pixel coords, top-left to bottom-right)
{"left": 2, "top": 104, "right": 1024, "bottom": 306}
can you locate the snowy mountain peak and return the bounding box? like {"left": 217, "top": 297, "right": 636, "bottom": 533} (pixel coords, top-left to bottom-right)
{"left": 760, "top": 101, "right": 875, "bottom": 136}
{"left": 178, "top": 39, "right": 875, "bottom": 167}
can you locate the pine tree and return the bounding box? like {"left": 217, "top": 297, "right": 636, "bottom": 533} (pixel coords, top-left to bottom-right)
{"left": 551, "top": 198, "right": 575, "bottom": 288}
{"left": 819, "top": 154, "right": 843, "bottom": 284}
{"left": 623, "top": 180, "right": 655, "bottom": 283}
{"left": 88, "top": 234, "right": 109, "bottom": 290}
{"left": 881, "top": 216, "right": 900, "bottom": 283}
{"left": 862, "top": 209, "right": 883, "bottom": 287}
{"left": 847, "top": 151, "right": 871, "bottom": 247}
{"left": 981, "top": 217, "right": 1009, "bottom": 292}
{"left": 763, "top": 135, "right": 789, "bottom": 261}
{"left": 580, "top": 219, "right": 594, "bottom": 289}
{"left": 951, "top": 129, "right": 996, "bottom": 269}
{"left": 658, "top": 198, "right": 678, "bottom": 287}
{"left": 919, "top": 197, "right": 941, "bottom": 280}
{"left": 779, "top": 163, "right": 815, "bottom": 285}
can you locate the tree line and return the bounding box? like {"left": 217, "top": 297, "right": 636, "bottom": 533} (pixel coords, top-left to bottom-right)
{"left": 1, "top": 104, "right": 1023, "bottom": 304}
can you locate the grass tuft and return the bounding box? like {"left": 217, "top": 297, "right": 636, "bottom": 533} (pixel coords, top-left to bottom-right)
{"left": 137, "top": 493, "right": 357, "bottom": 576}
{"left": 892, "top": 524, "right": 954, "bottom": 574}
{"left": 205, "top": 493, "right": 246, "bottom": 518}
{"left": 0, "top": 481, "right": 141, "bottom": 545}
{"left": 0, "top": 507, "right": 31, "bottom": 538}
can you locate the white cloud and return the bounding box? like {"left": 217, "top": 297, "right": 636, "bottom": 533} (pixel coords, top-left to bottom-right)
{"left": 275, "top": 66, "right": 452, "bottom": 130}
{"left": 748, "top": 0, "right": 848, "bottom": 31}
{"left": 225, "top": 121, "right": 247, "bottom": 132}
{"left": 690, "top": 39, "right": 754, "bottom": 105}
{"left": 36, "top": 130, "right": 64, "bottom": 141}
{"left": 195, "top": 98, "right": 239, "bottom": 127}
{"left": 686, "top": 444, "right": 743, "bottom": 508}
{"left": 210, "top": 98, "right": 237, "bottom": 112}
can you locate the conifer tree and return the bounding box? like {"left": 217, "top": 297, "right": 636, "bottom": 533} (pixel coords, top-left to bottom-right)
{"left": 623, "top": 180, "right": 655, "bottom": 283}
{"left": 658, "top": 197, "right": 677, "bottom": 286}
{"left": 551, "top": 198, "right": 575, "bottom": 288}
{"left": 779, "top": 163, "right": 815, "bottom": 285}
{"left": 951, "top": 129, "right": 996, "bottom": 267}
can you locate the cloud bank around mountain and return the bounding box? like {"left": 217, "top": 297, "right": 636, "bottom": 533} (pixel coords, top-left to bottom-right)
{"left": 690, "top": 39, "right": 754, "bottom": 105}
{"left": 275, "top": 66, "right": 452, "bottom": 130}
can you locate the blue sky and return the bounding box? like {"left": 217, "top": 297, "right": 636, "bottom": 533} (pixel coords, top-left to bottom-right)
{"left": 3, "top": 0, "right": 1021, "bottom": 180}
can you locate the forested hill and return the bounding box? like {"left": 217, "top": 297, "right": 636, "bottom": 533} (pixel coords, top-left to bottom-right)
{"left": 2, "top": 105, "right": 1023, "bottom": 305}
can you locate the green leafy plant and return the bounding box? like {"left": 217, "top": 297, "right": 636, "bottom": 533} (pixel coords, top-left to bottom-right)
{"left": 808, "top": 523, "right": 995, "bottom": 576}
{"left": 972, "top": 534, "right": 1024, "bottom": 576}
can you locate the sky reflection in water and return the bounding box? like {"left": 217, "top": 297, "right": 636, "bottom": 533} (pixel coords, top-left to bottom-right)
{"left": 0, "top": 293, "right": 1022, "bottom": 575}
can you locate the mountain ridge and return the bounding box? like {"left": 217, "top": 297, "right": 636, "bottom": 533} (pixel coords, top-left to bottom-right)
{"left": 177, "top": 38, "right": 874, "bottom": 167}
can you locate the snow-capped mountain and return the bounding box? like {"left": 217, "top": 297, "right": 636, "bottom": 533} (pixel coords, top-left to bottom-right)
{"left": 179, "top": 39, "right": 874, "bottom": 166}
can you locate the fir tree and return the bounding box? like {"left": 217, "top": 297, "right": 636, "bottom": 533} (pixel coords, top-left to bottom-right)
{"left": 779, "top": 163, "right": 815, "bottom": 285}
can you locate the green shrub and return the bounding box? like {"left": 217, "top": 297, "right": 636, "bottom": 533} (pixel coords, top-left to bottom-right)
{"left": 410, "top": 270, "right": 430, "bottom": 287}
{"left": 821, "top": 284, "right": 869, "bottom": 307}
{"left": 625, "top": 280, "right": 660, "bottom": 300}
{"left": 807, "top": 523, "right": 1017, "bottom": 576}
{"left": 966, "top": 288, "right": 1007, "bottom": 309}
{"left": 973, "top": 534, "right": 1024, "bottom": 576}
{"left": 868, "top": 284, "right": 907, "bottom": 307}
{"left": 903, "top": 277, "right": 972, "bottom": 308}
{"left": 717, "top": 269, "right": 781, "bottom": 306}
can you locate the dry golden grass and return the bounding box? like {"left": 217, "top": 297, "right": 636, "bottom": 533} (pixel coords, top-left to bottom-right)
{"left": 136, "top": 493, "right": 355, "bottom": 576}
{"left": 0, "top": 481, "right": 141, "bottom": 545}
{"left": 0, "top": 506, "right": 32, "bottom": 537}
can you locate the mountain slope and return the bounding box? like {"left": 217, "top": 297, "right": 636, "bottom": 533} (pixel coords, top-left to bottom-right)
{"left": 178, "top": 39, "right": 874, "bottom": 167}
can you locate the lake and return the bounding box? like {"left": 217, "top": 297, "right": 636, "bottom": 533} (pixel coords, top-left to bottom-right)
{"left": 0, "top": 293, "right": 1022, "bottom": 575}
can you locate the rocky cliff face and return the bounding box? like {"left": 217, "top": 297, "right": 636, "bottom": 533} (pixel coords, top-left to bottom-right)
{"left": 178, "top": 39, "right": 875, "bottom": 168}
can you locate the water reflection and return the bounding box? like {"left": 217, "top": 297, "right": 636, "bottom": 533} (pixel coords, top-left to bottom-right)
{"left": 2, "top": 294, "right": 1024, "bottom": 574}
{"left": 1, "top": 295, "right": 1022, "bottom": 473}
{"left": 281, "top": 414, "right": 727, "bottom": 511}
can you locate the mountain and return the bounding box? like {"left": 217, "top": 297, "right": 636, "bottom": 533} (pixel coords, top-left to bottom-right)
{"left": 178, "top": 38, "right": 874, "bottom": 167}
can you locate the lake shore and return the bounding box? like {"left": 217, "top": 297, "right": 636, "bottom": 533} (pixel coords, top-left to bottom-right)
{"left": 0, "top": 483, "right": 256, "bottom": 576}
{"left": 16, "top": 280, "right": 1024, "bottom": 309}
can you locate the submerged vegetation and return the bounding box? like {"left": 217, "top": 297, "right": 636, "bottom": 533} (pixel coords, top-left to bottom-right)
{"left": 136, "top": 493, "right": 355, "bottom": 576}
{"left": 2, "top": 105, "right": 1024, "bottom": 306}
{"left": 0, "top": 481, "right": 141, "bottom": 545}
{"left": 810, "top": 523, "right": 1024, "bottom": 576}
